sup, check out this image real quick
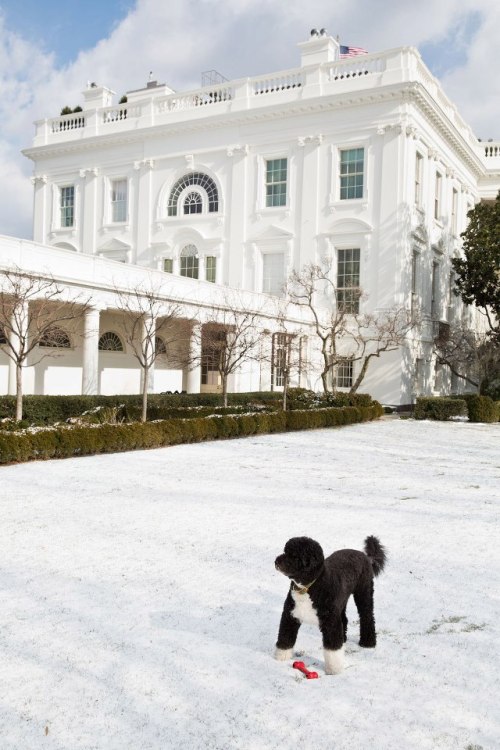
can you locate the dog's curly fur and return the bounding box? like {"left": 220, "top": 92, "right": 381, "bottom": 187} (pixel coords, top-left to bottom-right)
{"left": 274, "top": 536, "right": 386, "bottom": 674}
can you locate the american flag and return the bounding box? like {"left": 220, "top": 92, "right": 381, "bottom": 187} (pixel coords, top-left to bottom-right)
{"left": 340, "top": 44, "right": 368, "bottom": 59}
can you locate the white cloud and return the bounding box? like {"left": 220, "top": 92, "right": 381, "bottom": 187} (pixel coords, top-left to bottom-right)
{"left": 1, "top": 0, "right": 499, "bottom": 240}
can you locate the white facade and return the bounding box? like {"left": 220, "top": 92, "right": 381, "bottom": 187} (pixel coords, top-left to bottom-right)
{"left": 1, "top": 32, "right": 499, "bottom": 404}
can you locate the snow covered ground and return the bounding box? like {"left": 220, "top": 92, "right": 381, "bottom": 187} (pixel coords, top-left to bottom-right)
{"left": 1, "top": 418, "right": 499, "bottom": 750}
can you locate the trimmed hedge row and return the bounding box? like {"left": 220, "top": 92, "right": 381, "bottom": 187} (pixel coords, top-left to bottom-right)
{"left": 414, "top": 397, "right": 467, "bottom": 421}
{"left": 0, "top": 392, "right": 285, "bottom": 424}
{"left": 0, "top": 403, "right": 383, "bottom": 465}
{"left": 415, "top": 395, "right": 499, "bottom": 422}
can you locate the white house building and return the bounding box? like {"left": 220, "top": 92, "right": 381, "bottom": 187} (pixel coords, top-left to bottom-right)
{"left": 1, "top": 31, "right": 499, "bottom": 404}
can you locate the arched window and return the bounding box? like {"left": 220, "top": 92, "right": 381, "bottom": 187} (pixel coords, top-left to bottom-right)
{"left": 183, "top": 191, "right": 203, "bottom": 215}
{"left": 39, "top": 326, "right": 71, "bottom": 348}
{"left": 98, "top": 331, "right": 124, "bottom": 351}
{"left": 180, "top": 244, "right": 199, "bottom": 279}
{"left": 167, "top": 172, "right": 219, "bottom": 216}
{"left": 155, "top": 336, "right": 167, "bottom": 356}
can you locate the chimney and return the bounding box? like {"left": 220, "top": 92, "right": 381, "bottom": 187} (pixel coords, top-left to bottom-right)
{"left": 298, "top": 29, "right": 340, "bottom": 66}
{"left": 82, "top": 83, "right": 116, "bottom": 109}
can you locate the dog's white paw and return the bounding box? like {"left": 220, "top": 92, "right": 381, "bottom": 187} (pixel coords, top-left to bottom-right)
{"left": 275, "top": 647, "right": 293, "bottom": 661}
{"left": 324, "top": 647, "right": 344, "bottom": 675}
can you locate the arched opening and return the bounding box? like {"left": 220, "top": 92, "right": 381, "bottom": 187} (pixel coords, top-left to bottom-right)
{"left": 180, "top": 244, "right": 199, "bottom": 279}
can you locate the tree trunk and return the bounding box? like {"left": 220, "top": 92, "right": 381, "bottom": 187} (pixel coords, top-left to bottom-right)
{"left": 282, "top": 374, "right": 288, "bottom": 411}
{"left": 222, "top": 376, "right": 228, "bottom": 408}
{"left": 350, "top": 356, "right": 371, "bottom": 394}
{"left": 141, "top": 366, "right": 149, "bottom": 423}
{"left": 16, "top": 363, "right": 23, "bottom": 421}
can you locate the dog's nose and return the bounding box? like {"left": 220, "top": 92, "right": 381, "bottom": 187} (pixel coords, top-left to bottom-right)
{"left": 275, "top": 558, "right": 282, "bottom": 571}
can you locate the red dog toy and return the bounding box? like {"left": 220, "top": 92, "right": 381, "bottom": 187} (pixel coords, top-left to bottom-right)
{"left": 293, "top": 661, "right": 319, "bottom": 679}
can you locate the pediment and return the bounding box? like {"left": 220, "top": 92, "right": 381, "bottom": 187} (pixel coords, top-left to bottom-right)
{"left": 328, "top": 218, "right": 373, "bottom": 235}
{"left": 98, "top": 238, "right": 131, "bottom": 252}
{"left": 249, "top": 224, "right": 294, "bottom": 242}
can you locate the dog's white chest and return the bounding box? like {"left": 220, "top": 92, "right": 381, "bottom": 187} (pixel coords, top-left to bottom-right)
{"left": 291, "top": 589, "right": 319, "bottom": 627}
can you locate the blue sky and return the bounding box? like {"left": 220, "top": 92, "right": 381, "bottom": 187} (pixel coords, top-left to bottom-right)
{"left": 1, "top": 0, "right": 135, "bottom": 65}
{"left": 0, "top": 0, "right": 499, "bottom": 239}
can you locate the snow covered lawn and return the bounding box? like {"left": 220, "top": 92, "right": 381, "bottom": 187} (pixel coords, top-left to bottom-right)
{"left": 1, "top": 419, "right": 499, "bottom": 750}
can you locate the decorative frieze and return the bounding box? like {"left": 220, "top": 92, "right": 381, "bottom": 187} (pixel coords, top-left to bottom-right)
{"left": 297, "top": 135, "right": 323, "bottom": 147}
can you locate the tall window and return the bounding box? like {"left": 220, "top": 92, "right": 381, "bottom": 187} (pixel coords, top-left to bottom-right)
{"left": 111, "top": 179, "right": 127, "bottom": 222}
{"left": 205, "top": 256, "right": 217, "bottom": 283}
{"left": 272, "top": 332, "right": 292, "bottom": 388}
{"left": 265, "top": 159, "right": 287, "bottom": 207}
{"left": 411, "top": 250, "right": 420, "bottom": 320}
{"left": 340, "top": 148, "right": 364, "bottom": 200}
{"left": 337, "top": 248, "right": 361, "bottom": 313}
{"left": 447, "top": 271, "right": 455, "bottom": 322}
{"left": 414, "top": 153, "right": 423, "bottom": 207}
{"left": 451, "top": 188, "right": 458, "bottom": 235}
{"left": 180, "top": 244, "right": 199, "bottom": 279}
{"left": 262, "top": 253, "right": 285, "bottom": 296}
{"left": 434, "top": 172, "right": 442, "bottom": 221}
{"left": 168, "top": 172, "right": 218, "bottom": 216}
{"left": 431, "top": 261, "right": 440, "bottom": 318}
{"left": 335, "top": 359, "right": 354, "bottom": 388}
{"left": 60, "top": 186, "right": 75, "bottom": 228}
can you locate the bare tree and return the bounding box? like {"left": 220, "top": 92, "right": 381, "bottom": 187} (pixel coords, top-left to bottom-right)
{"left": 199, "top": 292, "right": 265, "bottom": 407}
{"left": 287, "top": 263, "right": 414, "bottom": 394}
{"left": 433, "top": 323, "right": 500, "bottom": 392}
{"left": 265, "top": 301, "right": 306, "bottom": 410}
{"left": 347, "top": 307, "right": 415, "bottom": 394}
{"left": 0, "top": 267, "right": 92, "bottom": 420}
{"left": 114, "top": 281, "right": 188, "bottom": 422}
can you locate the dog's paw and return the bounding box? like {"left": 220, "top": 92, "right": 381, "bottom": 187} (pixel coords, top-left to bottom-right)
{"left": 324, "top": 647, "right": 344, "bottom": 675}
{"left": 275, "top": 647, "right": 293, "bottom": 661}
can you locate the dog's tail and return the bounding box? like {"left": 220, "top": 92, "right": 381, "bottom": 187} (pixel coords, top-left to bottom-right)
{"left": 364, "top": 535, "right": 386, "bottom": 577}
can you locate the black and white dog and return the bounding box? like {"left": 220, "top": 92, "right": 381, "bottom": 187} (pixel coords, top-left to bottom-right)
{"left": 275, "top": 536, "right": 386, "bottom": 674}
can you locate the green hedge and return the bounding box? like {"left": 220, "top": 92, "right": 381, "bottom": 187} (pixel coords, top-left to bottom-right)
{"left": 414, "top": 397, "right": 467, "bottom": 421}
{"left": 0, "top": 392, "right": 285, "bottom": 424}
{"left": 415, "top": 395, "right": 499, "bottom": 422}
{"left": 464, "top": 394, "right": 499, "bottom": 423}
{"left": 0, "top": 403, "right": 383, "bottom": 465}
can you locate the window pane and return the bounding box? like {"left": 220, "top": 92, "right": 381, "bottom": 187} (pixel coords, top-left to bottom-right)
{"left": 180, "top": 244, "right": 199, "bottom": 279}
{"left": 60, "top": 186, "right": 74, "bottom": 227}
{"left": 337, "top": 248, "right": 360, "bottom": 313}
{"left": 163, "top": 258, "right": 173, "bottom": 273}
{"left": 112, "top": 179, "right": 127, "bottom": 222}
{"left": 184, "top": 191, "right": 203, "bottom": 214}
{"left": 336, "top": 359, "right": 353, "bottom": 388}
{"left": 340, "top": 148, "right": 364, "bottom": 200}
{"left": 263, "top": 253, "right": 285, "bottom": 296}
{"left": 265, "top": 158, "right": 287, "bottom": 207}
{"left": 205, "top": 256, "right": 217, "bottom": 283}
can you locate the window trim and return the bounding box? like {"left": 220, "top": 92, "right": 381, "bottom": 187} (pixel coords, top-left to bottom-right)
{"left": 336, "top": 247, "right": 361, "bottom": 314}
{"left": 167, "top": 172, "right": 219, "bottom": 217}
{"left": 60, "top": 185, "right": 75, "bottom": 228}
{"left": 180, "top": 244, "right": 200, "bottom": 280}
{"left": 98, "top": 331, "right": 125, "bottom": 352}
{"left": 339, "top": 147, "right": 365, "bottom": 201}
{"left": 111, "top": 178, "right": 128, "bottom": 224}
{"left": 335, "top": 358, "right": 354, "bottom": 389}
{"left": 434, "top": 171, "right": 442, "bottom": 222}
{"left": 265, "top": 157, "right": 288, "bottom": 208}
{"left": 414, "top": 152, "right": 423, "bottom": 208}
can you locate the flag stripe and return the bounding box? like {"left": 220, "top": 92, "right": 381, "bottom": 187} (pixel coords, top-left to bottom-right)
{"left": 340, "top": 44, "right": 368, "bottom": 59}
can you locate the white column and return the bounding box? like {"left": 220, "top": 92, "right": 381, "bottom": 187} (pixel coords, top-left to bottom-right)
{"left": 82, "top": 307, "right": 101, "bottom": 395}
{"left": 184, "top": 322, "right": 202, "bottom": 393}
